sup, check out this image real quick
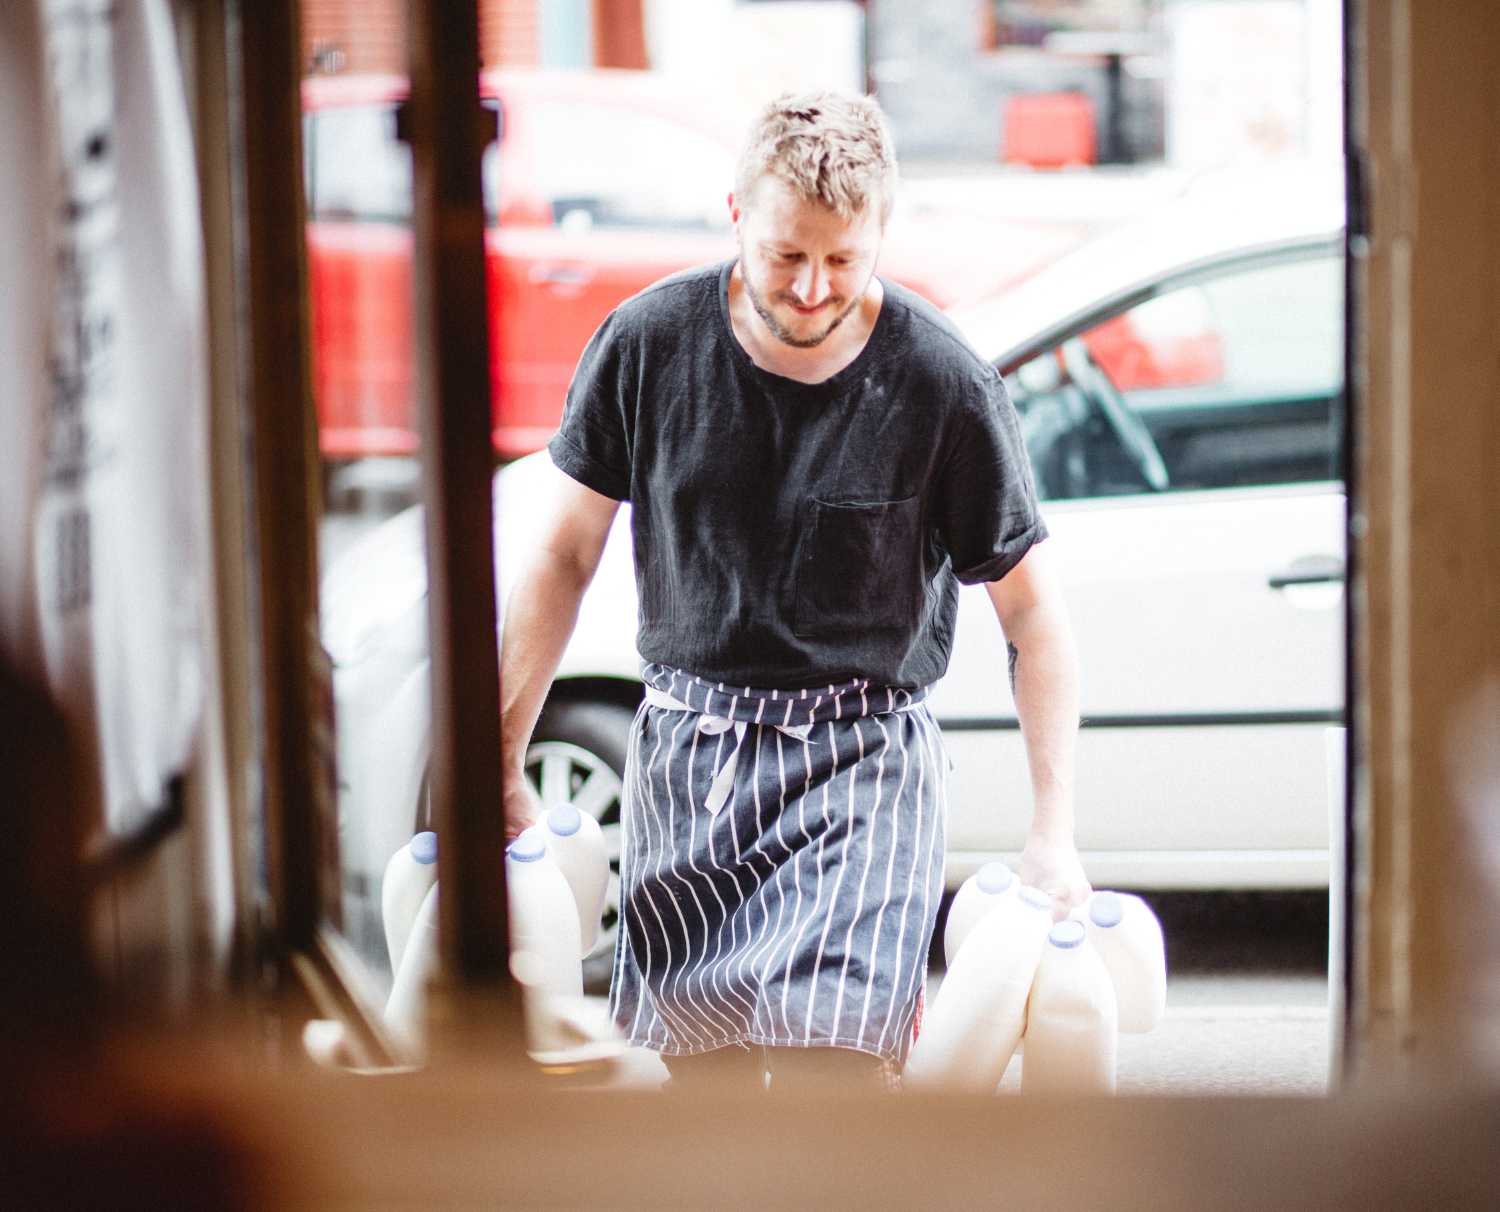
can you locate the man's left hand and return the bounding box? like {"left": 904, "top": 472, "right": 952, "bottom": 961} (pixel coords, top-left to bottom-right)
{"left": 1018, "top": 831, "right": 1092, "bottom": 921}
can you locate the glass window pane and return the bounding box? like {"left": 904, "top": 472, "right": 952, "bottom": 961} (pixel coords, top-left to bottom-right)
{"left": 303, "top": 77, "right": 425, "bottom": 1002}
{"left": 1009, "top": 253, "right": 1343, "bottom": 500}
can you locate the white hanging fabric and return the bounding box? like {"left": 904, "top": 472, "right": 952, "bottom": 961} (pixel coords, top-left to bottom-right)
{"left": 0, "top": 0, "right": 210, "bottom": 837}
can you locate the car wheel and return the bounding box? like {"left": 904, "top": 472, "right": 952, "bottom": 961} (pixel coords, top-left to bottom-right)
{"left": 527, "top": 698, "right": 634, "bottom": 993}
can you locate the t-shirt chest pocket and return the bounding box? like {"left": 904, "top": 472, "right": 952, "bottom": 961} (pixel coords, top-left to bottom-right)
{"left": 793, "top": 496, "right": 923, "bottom": 639}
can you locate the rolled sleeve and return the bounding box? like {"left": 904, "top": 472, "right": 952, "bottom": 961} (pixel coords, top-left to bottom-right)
{"left": 937, "top": 372, "right": 1049, "bottom": 584}
{"left": 548, "top": 309, "right": 634, "bottom": 502}
{"left": 547, "top": 427, "right": 630, "bottom": 501}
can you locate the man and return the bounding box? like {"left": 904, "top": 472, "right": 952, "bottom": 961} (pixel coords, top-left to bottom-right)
{"left": 499, "top": 93, "right": 1088, "bottom": 1090}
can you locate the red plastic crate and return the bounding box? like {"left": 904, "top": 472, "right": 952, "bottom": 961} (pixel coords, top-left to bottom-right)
{"left": 1003, "top": 92, "right": 1097, "bottom": 167}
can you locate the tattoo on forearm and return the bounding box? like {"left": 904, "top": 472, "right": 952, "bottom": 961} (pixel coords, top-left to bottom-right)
{"left": 1007, "top": 641, "right": 1019, "bottom": 698}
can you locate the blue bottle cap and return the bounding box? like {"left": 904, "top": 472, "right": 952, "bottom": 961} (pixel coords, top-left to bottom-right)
{"left": 977, "top": 862, "right": 1015, "bottom": 895}
{"left": 1089, "top": 891, "right": 1124, "bottom": 929}
{"left": 1019, "top": 886, "right": 1054, "bottom": 912}
{"left": 547, "top": 803, "right": 582, "bottom": 837}
{"left": 1049, "top": 919, "right": 1087, "bottom": 948}
{"left": 410, "top": 831, "right": 438, "bottom": 865}
{"left": 507, "top": 827, "right": 547, "bottom": 863}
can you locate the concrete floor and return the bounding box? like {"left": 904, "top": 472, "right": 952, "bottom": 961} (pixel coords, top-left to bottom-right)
{"left": 1015, "top": 973, "right": 1330, "bottom": 1097}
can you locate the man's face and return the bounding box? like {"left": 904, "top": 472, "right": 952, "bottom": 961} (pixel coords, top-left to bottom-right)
{"left": 732, "top": 174, "right": 884, "bottom": 349}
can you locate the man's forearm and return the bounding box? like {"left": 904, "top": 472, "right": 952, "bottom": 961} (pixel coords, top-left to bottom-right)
{"left": 1006, "top": 606, "right": 1080, "bottom": 838}
{"left": 986, "top": 547, "right": 1091, "bottom": 909}
{"left": 499, "top": 553, "right": 594, "bottom": 782}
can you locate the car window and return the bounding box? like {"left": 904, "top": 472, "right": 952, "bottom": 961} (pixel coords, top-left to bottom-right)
{"left": 490, "top": 99, "right": 733, "bottom": 232}
{"left": 306, "top": 104, "right": 412, "bottom": 224}
{"left": 1005, "top": 253, "right": 1344, "bottom": 501}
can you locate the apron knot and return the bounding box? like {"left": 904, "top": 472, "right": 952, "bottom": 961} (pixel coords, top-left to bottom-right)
{"left": 643, "top": 685, "right": 813, "bottom": 815}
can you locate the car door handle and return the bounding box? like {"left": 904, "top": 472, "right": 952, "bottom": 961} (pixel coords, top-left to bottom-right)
{"left": 529, "top": 263, "right": 594, "bottom": 289}
{"left": 1267, "top": 555, "right": 1345, "bottom": 591}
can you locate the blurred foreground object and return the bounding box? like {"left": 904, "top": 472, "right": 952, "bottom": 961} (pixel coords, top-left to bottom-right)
{"left": 0, "top": 0, "right": 210, "bottom": 841}
{"left": 1448, "top": 679, "right": 1500, "bottom": 1079}
{"left": 0, "top": 662, "right": 256, "bottom": 1207}
{"left": 371, "top": 833, "right": 621, "bottom": 1069}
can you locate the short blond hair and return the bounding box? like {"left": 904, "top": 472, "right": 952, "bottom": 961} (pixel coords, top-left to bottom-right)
{"left": 735, "top": 91, "right": 898, "bottom": 225}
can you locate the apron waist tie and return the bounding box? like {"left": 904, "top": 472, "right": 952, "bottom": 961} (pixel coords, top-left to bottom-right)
{"left": 642, "top": 683, "right": 921, "bottom": 815}
{"left": 643, "top": 684, "right": 817, "bottom": 815}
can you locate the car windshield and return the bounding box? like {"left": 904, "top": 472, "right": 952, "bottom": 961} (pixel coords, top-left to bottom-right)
{"left": 950, "top": 160, "right": 1345, "bottom": 366}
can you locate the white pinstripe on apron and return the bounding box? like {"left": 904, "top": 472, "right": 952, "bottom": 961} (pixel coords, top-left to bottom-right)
{"left": 609, "top": 663, "right": 949, "bottom": 1065}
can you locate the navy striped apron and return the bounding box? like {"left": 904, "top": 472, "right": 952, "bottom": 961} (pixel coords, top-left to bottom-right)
{"left": 609, "top": 663, "right": 948, "bottom": 1066}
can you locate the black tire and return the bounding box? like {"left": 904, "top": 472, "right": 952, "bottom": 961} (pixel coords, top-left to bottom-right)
{"left": 527, "top": 698, "right": 635, "bottom": 993}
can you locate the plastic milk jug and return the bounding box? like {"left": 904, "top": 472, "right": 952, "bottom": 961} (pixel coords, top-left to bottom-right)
{"left": 1021, "top": 919, "right": 1118, "bottom": 1095}
{"left": 382, "top": 831, "right": 439, "bottom": 974}
{"left": 544, "top": 803, "right": 609, "bottom": 956}
{"left": 903, "top": 885, "right": 1056, "bottom": 1092}
{"left": 301, "top": 1019, "right": 353, "bottom": 1069}
{"left": 506, "top": 827, "right": 584, "bottom": 998}
{"left": 1083, "top": 890, "right": 1166, "bottom": 1033}
{"left": 944, "top": 861, "right": 1018, "bottom": 966}
{"left": 384, "top": 882, "right": 440, "bottom": 1054}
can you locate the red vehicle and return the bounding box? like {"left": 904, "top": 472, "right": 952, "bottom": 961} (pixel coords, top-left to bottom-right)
{"left": 303, "top": 70, "right": 1084, "bottom": 460}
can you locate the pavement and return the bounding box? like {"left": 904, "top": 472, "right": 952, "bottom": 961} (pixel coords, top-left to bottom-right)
{"left": 1013, "top": 972, "right": 1330, "bottom": 1097}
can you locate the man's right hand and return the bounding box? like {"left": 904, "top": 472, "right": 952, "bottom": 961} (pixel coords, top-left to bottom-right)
{"left": 502, "top": 773, "right": 543, "bottom": 841}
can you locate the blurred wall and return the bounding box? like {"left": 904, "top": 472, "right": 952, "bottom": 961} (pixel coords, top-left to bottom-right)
{"left": 866, "top": 0, "right": 1342, "bottom": 168}
{"left": 638, "top": 0, "right": 866, "bottom": 131}
{"left": 869, "top": 0, "right": 1100, "bottom": 163}
{"left": 1166, "top": 0, "right": 1342, "bottom": 167}
{"left": 301, "top": 0, "right": 648, "bottom": 74}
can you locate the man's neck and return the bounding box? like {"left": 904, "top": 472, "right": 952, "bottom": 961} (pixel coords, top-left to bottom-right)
{"left": 727, "top": 267, "right": 884, "bottom": 385}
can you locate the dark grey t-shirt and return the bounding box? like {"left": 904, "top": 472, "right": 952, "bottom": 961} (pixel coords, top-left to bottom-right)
{"left": 547, "top": 260, "right": 1046, "bottom": 690}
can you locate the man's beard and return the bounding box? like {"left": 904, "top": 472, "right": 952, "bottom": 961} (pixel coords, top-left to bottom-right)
{"left": 743, "top": 268, "right": 862, "bottom": 350}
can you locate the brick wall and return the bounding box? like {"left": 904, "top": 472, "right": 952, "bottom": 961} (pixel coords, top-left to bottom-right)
{"left": 593, "top": 0, "right": 646, "bottom": 70}
{"left": 301, "top": 0, "right": 541, "bottom": 76}
{"left": 301, "top": 0, "right": 405, "bottom": 75}
{"left": 481, "top": 0, "right": 542, "bottom": 68}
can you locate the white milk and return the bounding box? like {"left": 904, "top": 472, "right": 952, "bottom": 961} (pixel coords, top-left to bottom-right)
{"left": 544, "top": 803, "right": 609, "bottom": 956}
{"left": 381, "top": 830, "right": 439, "bottom": 975}
{"left": 1083, "top": 890, "right": 1167, "bottom": 1033}
{"left": 903, "top": 885, "right": 1055, "bottom": 1093}
{"left": 943, "top": 861, "right": 1018, "bottom": 967}
{"left": 384, "top": 882, "right": 439, "bottom": 1055}
{"left": 1021, "top": 919, "right": 1118, "bottom": 1095}
{"left": 302, "top": 1019, "right": 353, "bottom": 1069}
{"left": 506, "top": 826, "right": 583, "bottom": 998}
